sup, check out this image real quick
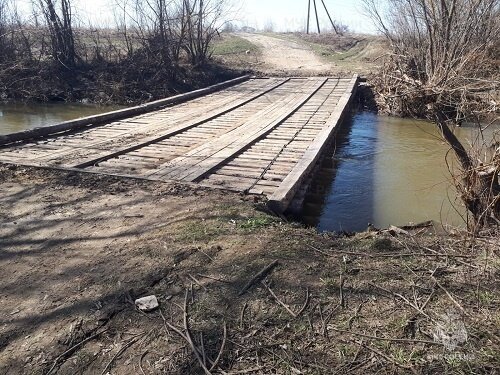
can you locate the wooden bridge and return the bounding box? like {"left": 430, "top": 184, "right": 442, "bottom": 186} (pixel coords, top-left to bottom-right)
{"left": 0, "top": 75, "right": 358, "bottom": 212}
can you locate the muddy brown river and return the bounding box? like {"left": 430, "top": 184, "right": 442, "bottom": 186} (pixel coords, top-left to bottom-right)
{"left": 0, "top": 104, "right": 495, "bottom": 232}
{"left": 0, "top": 102, "right": 122, "bottom": 135}
{"left": 302, "top": 111, "right": 497, "bottom": 232}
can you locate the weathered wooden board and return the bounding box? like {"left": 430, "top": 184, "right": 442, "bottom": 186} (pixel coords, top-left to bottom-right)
{"left": 0, "top": 76, "right": 359, "bottom": 213}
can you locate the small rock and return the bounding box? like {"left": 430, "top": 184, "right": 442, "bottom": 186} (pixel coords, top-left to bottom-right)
{"left": 135, "top": 295, "right": 159, "bottom": 312}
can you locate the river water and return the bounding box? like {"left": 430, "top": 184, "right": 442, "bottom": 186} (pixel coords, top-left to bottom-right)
{"left": 301, "top": 111, "right": 496, "bottom": 232}
{"left": 0, "top": 104, "right": 494, "bottom": 232}
{"left": 0, "top": 102, "right": 122, "bottom": 135}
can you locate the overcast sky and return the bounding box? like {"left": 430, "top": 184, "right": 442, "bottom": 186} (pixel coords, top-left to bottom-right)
{"left": 17, "top": 0, "right": 378, "bottom": 34}
{"left": 234, "top": 0, "right": 376, "bottom": 33}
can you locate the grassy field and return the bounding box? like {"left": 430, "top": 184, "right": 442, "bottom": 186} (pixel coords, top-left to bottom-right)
{"left": 211, "top": 34, "right": 262, "bottom": 71}
{"left": 211, "top": 34, "right": 260, "bottom": 56}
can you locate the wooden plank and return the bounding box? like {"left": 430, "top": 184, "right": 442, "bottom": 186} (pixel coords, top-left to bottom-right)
{"left": 32, "top": 80, "right": 281, "bottom": 164}
{"left": 0, "top": 75, "right": 252, "bottom": 146}
{"left": 166, "top": 78, "right": 329, "bottom": 182}
{"left": 68, "top": 79, "right": 289, "bottom": 168}
{"left": 145, "top": 79, "right": 315, "bottom": 179}
{"left": 71, "top": 78, "right": 291, "bottom": 169}
{"left": 267, "top": 74, "right": 359, "bottom": 213}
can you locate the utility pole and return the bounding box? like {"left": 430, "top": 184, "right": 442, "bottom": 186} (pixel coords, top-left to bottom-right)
{"left": 312, "top": 0, "right": 321, "bottom": 34}
{"left": 306, "top": 0, "right": 339, "bottom": 35}
{"left": 306, "top": 0, "right": 311, "bottom": 34}
{"left": 320, "top": 0, "right": 339, "bottom": 34}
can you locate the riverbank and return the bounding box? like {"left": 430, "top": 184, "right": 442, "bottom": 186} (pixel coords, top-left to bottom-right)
{"left": 0, "top": 60, "right": 243, "bottom": 105}
{"left": 0, "top": 32, "right": 382, "bottom": 106}
{"left": 0, "top": 165, "right": 498, "bottom": 374}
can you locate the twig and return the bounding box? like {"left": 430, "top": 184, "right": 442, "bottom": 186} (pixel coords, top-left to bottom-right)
{"left": 238, "top": 260, "right": 279, "bottom": 296}
{"left": 159, "top": 294, "right": 212, "bottom": 374}
{"left": 368, "top": 282, "right": 431, "bottom": 318}
{"left": 321, "top": 304, "right": 340, "bottom": 337}
{"left": 194, "top": 247, "right": 215, "bottom": 261}
{"left": 420, "top": 285, "right": 437, "bottom": 312}
{"left": 339, "top": 274, "right": 346, "bottom": 308}
{"left": 352, "top": 340, "right": 418, "bottom": 374}
{"left": 182, "top": 290, "right": 213, "bottom": 375}
{"left": 139, "top": 350, "right": 149, "bottom": 375}
{"left": 348, "top": 303, "right": 363, "bottom": 329}
{"left": 239, "top": 302, "right": 248, "bottom": 329}
{"left": 160, "top": 291, "right": 228, "bottom": 375}
{"left": 307, "top": 244, "right": 334, "bottom": 256}
{"left": 46, "top": 328, "right": 108, "bottom": 375}
{"left": 200, "top": 332, "right": 207, "bottom": 367}
{"left": 431, "top": 276, "right": 468, "bottom": 315}
{"left": 101, "top": 335, "right": 142, "bottom": 375}
{"left": 307, "top": 244, "right": 471, "bottom": 259}
{"left": 261, "top": 281, "right": 297, "bottom": 318}
{"left": 227, "top": 366, "right": 265, "bottom": 374}
{"left": 209, "top": 322, "right": 227, "bottom": 371}
{"left": 188, "top": 274, "right": 208, "bottom": 291}
{"left": 197, "top": 274, "right": 231, "bottom": 284}
{"left": 331, "top": 327, "right": 441, "bottom": 346}
{"left": 295, "top": 288, "right": 310, "bottom": 317}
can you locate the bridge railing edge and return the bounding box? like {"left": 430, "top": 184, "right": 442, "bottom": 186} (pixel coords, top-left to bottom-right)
{"left": 267, "top": 74, "right": 360, "bottom": 214}
{"left": 0, "top": 75, "right": 251, "bottom": 147}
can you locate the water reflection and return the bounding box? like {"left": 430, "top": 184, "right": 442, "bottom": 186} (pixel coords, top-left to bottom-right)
{"left": 301, "top": 111, "right": 495, "bottom": 232}
{"left": 0, "top": 102, "right": 123, "bottom": 135}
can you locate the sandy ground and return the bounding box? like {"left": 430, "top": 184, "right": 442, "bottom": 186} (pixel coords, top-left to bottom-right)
{"left": 238, "top": 33, "right": 333, "bottom": 75}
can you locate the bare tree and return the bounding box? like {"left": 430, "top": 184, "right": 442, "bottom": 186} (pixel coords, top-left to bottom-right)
{"left": 0, "top": 0, "right": 11, "bottom": 62}
{"left": 263, "top": 18, "right": 275, "bottom": 32}
{"left": 363, "top": 0, "right": 499, "bottom": 229}
{"left": 37, "top": 0, "right": 78, "bottom": 68}
{"left": 182, "top": 0, "right": 227, "bottom": 65}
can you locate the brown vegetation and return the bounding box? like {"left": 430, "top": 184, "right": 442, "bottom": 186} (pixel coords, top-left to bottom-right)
{"left": 0, "top": 0, "right": 239, "bottom": 104}
{"left": 363, "top": 0, "right": 499, "bottom": 230}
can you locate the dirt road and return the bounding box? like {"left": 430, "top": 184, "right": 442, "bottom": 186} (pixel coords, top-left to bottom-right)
{"left": 239, "top": 33, "right": 333, "bottom": 75}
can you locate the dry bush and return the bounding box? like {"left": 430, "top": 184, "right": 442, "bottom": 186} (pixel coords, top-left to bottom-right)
{"left": 363, "top": 0, "right": 500, "bottom": 230}
{"left": 37, "top": 0, "right": 77, "bottom": 68}
{"left": 0, "top": 0, "right": 234, "bottom": 103}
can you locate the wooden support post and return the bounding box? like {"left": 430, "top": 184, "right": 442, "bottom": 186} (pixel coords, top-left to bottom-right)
{"left": 306, "top": 0, "right": 311, "bottom": 34}
{"left": 313, "top": 0, "right": 321, "bottom": 34}
{"left": 320, "top": 0, "right": 339, "bottom": 34}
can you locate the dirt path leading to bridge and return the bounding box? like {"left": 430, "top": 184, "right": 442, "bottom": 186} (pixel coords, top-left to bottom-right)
{"left": 0, "top": 166, "right": 496, "bottom": 375}
{"left": 239, "top": 33, "right": 333, "bottom": 75}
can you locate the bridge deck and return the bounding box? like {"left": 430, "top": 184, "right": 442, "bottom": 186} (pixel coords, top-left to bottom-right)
{"left": 0, "top": 75, "right": 358, "bottom": 212}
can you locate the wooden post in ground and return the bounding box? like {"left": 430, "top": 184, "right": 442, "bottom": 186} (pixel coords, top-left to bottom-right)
{"left": 320, "top": 0, "right": 339, "bottom": 34}
{"left": 312, "top": 0, "right": 321, "bottom": 34}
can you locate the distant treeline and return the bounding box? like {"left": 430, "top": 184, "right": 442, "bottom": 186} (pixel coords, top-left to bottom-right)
{"left": 0, "top": 0, "right": 238, "bottom": 103}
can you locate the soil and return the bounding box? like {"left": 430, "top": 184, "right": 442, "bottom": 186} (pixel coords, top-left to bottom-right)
{"left": 237, "top": 33, "right": 333, "bottom": 75}
{"left": 1, "top": 165, "right": 498, "bottom": 374}
{"left": 231, "top": 33, "right": 386, "bottom": 76}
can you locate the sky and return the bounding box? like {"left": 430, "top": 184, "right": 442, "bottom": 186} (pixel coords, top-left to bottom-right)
{"left": 15, "top": 0, "right": 378, "bottom": 34}
{"left": 232, "top": 0, "right": 377, "bottom": 33}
